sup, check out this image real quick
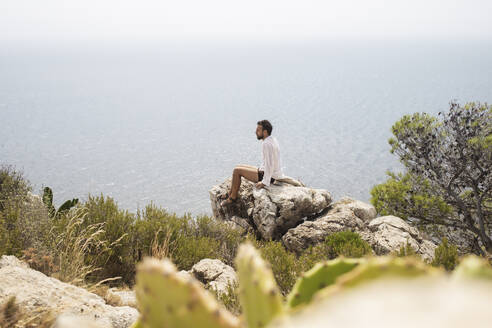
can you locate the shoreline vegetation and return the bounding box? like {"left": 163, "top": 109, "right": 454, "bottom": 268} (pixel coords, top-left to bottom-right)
{"left": 0, "top": 163, "right": 478, "bottom": 309}
{"left": 0, "top": 101, "right": 490, "bottom": 325}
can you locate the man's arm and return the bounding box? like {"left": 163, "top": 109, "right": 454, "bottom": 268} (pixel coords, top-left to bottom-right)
{"left": 261, "top": 142, "right": 274, "bottom": 187}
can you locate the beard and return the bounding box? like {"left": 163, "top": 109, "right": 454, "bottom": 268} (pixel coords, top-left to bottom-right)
{"left": 256, "top": 133, "right": 263, "bottom": 140}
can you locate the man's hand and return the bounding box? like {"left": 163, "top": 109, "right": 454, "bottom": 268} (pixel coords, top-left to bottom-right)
{"left": 256, "top": 182, "right": 265, "bottom": 189}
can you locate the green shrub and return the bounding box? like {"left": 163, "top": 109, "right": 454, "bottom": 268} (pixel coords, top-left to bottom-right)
{"left": 324, "top": 231, "right": 372, "bottom": 258}
{"left": 432, "top": 237, "right": 459, "bottom": 271}
{"left": 0, "top": 165, "right": 51, "bottom": 257}
{"left": 194, "top": 215, "right": 243, "bottom": 265}
{"left": 395, "top": 242, "right": 419, "bottom": 258}
{"left": 211, "top": 281, "right": 241, "bottom": 316}
{"left": 82, "top": 194, "right": 136, "bottom": 283}
{"left": 246, "top": 237, "right": 299, "bottom": 295}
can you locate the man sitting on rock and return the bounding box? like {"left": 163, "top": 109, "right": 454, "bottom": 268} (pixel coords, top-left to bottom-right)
{"left": 220, "top": 120, "right": 285, "bottom": 206}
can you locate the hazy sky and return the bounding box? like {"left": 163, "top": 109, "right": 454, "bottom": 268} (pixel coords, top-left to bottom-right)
{"left": 1, "top": 0, "right": 492, "bottom": 42}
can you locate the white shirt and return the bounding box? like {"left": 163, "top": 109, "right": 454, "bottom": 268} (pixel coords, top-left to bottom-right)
{"left": 259, "top": 135, "right": 284, "bottom": 186}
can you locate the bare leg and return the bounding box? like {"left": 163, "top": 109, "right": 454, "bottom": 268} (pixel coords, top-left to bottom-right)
{"left": 230, "top": 166, "right": 259, "bottom": 199}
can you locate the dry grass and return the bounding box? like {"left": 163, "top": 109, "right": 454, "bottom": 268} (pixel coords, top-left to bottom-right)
{"left": 150, "top": 228, "right": 175, "bottom": 260}
{"left": 51, "top": 207, "right": 126, "bottom": 286}
{"left": 0, "top": 296, "right": 55, "bottom": 328}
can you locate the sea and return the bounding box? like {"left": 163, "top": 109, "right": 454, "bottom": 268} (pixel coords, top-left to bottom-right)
{"left": 1, "top": 39, "right": 491, "bottom": 216}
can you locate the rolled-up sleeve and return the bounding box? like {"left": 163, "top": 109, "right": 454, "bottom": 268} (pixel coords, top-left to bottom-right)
{"left": 261, "top": 143, "right": 274, "bottom": 186}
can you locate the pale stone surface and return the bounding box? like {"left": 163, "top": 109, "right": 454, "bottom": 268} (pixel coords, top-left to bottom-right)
{"left": 329, "top": 197, "right": 377, "bottom": 222}
{"left": 0, "top": 256, "right": 138, "bottom": 328}
{"left": 282, "top": 209, "right": 365, "bottom": 254}
{"left": 367, "top": 216, "right": 436, "bottom": 261}
{"left": 210, "top": 178, "right": 332, "bottom": 240}
{"left": 105, "top": 288, "right": 137, "bottom": 308}
{"left": 191, "top": 259, "right": 237, "bottom": 296}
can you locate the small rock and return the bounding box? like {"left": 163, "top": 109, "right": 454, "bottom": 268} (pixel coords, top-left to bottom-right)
{"left": 191, "top": 259, "right": 237, "bottom": 296}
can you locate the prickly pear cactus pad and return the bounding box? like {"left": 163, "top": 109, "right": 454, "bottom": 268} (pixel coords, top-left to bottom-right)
{"left": 269, "top": 277, "right": 492, "bottom": 328}
{"left": 452, "top": 255, "right": 492, "bottom": 280}
{"left": 287, "top": 258, "right": 362, "bottom": 309}
{"left": 135, "top": 257, "right": 239, "bottom": 328}
{"left": 235, "top": 243, "right": 284, "bottom": 328}
{"left": 311, "top": 256, "right": 439, "bottom": 301}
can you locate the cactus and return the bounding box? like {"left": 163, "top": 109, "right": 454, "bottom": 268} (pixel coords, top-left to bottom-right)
{"left": 313, "top": 256, "right": 439, "bottom": 301}
{"left": 42, "top": 186, "right": 78, "bottom": 218}
{"left": 135, "top": 257, "right": 239, "bottom": 328}
{"left": 42, "top": 186, "right": 56, "bottom": 217}
{"left": 286, "top": 258, "right": 362, "bottom": 309}
{"left": 235, "top": 242, "right": 284, "bottom": 328}
{"left": 452, "top": 255, "right": 492, "bottom": 281}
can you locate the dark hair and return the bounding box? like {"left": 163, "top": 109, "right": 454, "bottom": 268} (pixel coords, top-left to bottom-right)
{"left": 257, "top": 120, "right": 273, "bottom": 135}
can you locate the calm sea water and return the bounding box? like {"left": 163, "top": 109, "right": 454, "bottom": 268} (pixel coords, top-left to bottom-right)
{"left": 1, "top": 40, "right": 491, "bottom": 216}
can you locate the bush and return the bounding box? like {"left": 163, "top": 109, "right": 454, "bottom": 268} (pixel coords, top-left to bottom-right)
{"left": 432, "top": 237, "right": 459, "bottom": 271}
{"left": 82, "top": 194, "right": 135, "bottom": 283}
{"left": 374, "top": 102, "right": 492, "bottom": 253}
{"left": 211, "top": 281, "right": 241, "bottom": 316}
{"left": 246, "top": 237, "right": 299, "bottom": 295}
{"left": 0, "top": 165, "right": 52, "bottom": 257}
{"left": 21, "top": 247, "right": 58, "bottom": 276}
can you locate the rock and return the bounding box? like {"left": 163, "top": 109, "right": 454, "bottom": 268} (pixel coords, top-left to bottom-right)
{"left": 190, "top": 259, "right": 237, "bottom": 296}
{"left": 329, "top": 197, "right": 377, "bottom": 222}
{"left": 367, "top": 216, "right": 437, "bottom": 261}
{"left": 0, "top": 255, "right": 138, "bottom": 328}
{"left": 52, "top": 314, "right": 104, "bottom": 328}
{"left": 0, "top": 255, "right": 29, "bottom": 269}
{"left": 105, "top": 288, "right": 136, "bottom": 308}
{"left": 224, "top": 215, "right": 255, "bottom": 233}
{"left": 177, "top": 270, "right": 192, "bottom": 279}
{"left": 210, "top": 178, "right": 332, "bottom": 240}
{"left": 282, "top": 209, "right": 366, "bottom": 254}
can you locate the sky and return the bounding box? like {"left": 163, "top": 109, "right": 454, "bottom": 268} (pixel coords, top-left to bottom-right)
{"left": 1, "top": 0, "right": 492, "bottom": 42}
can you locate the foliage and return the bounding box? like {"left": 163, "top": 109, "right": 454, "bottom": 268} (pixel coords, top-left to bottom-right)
{"left": 432, "top": 238, "right": 459, "bottom": 271}
{"left": 212, "top": 282, "right": 241, "bottom": 316}
{"left": 0, "top": 165, "right": 52, "bottom": 257}
{"left": 0, "top": 296, "right": 20, "bottom": 328}
{"left": 372, "top": 101, "right": 492, "bottom": 253}
{"left": 82, "top": 194, "right": 134, "bottom": 283}
{"left": 42, "top": 186, "right": 78, "bottom": 218}
{"left": 134, "top": 204, "right": 243, "bottom": 274}
{"left": 395, "top": 242, "right": 419, "bottom": 258}
{"left": 50, "top": 207, "right": 125, "bottom": 285}
{"left": 246, "top": 237, "right": 299, "bottom": 296}
{"left": 21, "top": 247, "right": 58, "bottom": 276}
{"left": 133, "top": 242, "right": 492, "bottom": 328}
{"left": 299, "top": 231, "right": 372, "bottom": 272}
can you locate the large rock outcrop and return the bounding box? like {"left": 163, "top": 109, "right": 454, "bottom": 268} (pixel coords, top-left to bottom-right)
{"left": 0, "top": 256, "right": 138, "bottom": 328}
{"left": 211, "top": 179, "right": 438, "bottom": 261}
{"left": 210, "top": 178, "right": 332, "bottom": 240}
{"left": 281, "top": 198, "right": 437, "bottom": 261}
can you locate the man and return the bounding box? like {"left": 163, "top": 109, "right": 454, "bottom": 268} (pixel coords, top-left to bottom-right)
{"left": 220, "top": 120, "right": 284, "bottom": 206}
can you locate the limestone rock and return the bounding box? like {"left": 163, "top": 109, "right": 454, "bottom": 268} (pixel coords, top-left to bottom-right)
{"left": 210, "top": 178, "right": 332, "bottom": 240}
{"left": 105, "top": 288, "right": 136, "bottom": 308}
{"left": 329, "top": 197, "right": 377, "bottom": 222}
{"left": 190, "top": 259, "right": 237, "bottom": 296}
{"left": 282, "top": 209, "right": 366, "bottom": 254}
{"left": 367, "top": 216, "right": 437, "bottom": 261}
{"left": 0, "top": 255, "right": 138, "bottom": 328}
